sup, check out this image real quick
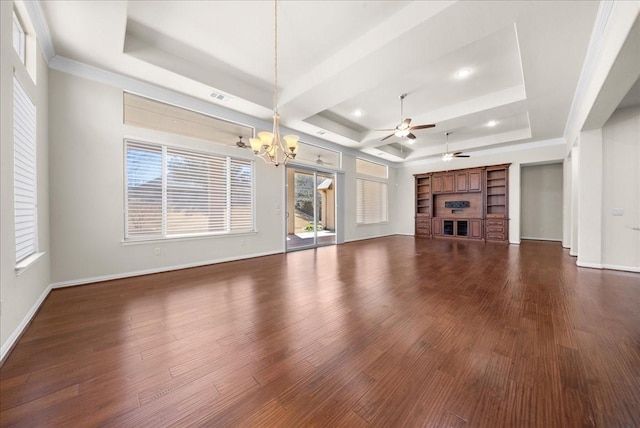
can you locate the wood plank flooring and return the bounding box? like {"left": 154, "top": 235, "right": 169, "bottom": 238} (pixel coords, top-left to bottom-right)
{"left": 1, "top": 237, "right": 639, "bottom": 427}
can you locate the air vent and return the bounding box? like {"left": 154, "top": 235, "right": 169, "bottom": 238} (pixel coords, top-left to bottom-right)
{"left": 317, "top": 130, "right": 330, "bottom": 136}
{"left": 210, "top": 91, "right": 233, "bottom": 103}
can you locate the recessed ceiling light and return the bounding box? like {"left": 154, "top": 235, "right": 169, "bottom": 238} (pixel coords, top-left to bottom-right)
{"left": 353, "top": 109, "right": 363, "bottom": 117}
{"left": 455, "top": 68, "right": 472, "bottom": 79}
{"left": 487, "top": 120, "right": 497, "bottom": 127}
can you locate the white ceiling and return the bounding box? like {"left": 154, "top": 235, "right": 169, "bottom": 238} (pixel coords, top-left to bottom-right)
{"left": 40, "top": 0, "right": 600, "bottom": 163}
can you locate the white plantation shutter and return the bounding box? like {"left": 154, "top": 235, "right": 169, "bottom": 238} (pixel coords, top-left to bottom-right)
{"left": 356, "top": 179, "right": 388, "bottom": 224}
{"left": 125, "top": 141, "right": 254, "bottom": 240}
{"left": 229, "top": 159, "right": 253, "bottom": 231}
{"left": 14, "top": 77, "right": 37, "bottom": 263}
{"left": 126, "top": 142, "right": 163, "bottom": 239}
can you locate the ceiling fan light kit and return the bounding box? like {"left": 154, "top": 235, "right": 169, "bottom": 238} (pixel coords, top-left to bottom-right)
{"left": 378, "top": 93, "right": 435, "bottom": 142}
{"left": 442, "top": 131, "right": 470, "bottom": 161}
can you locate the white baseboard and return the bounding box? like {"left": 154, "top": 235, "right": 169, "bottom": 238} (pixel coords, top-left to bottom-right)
{"left": 576, "top": 261, "right": 604, "bottom": 269}
{"left": 509, "top": 240, "right": 521, "bottom": 245}
{"left": 521, "top": 237, "right": 562, "bottom": 242}
{"left": 344, "top": 233, "right": 396, "bottom": 243}
{"left": 50, "top": 250, "right": 283, "bottom": 289}
{"left": 1, "top": 284, "right": 53, "bottom": 364}
{"left": 601, "top": 263, "right": 640, "bottom": 273}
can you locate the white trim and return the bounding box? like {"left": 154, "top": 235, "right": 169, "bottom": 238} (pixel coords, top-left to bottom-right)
{"left": 49, "top": 250, "right": 283, "bottom": 289}
{"left": 344, "top": 233, "right": 396, "bottom": 243}
{"left": 563, "top": 0, "right": 615, "bottom": 144}
{"left": 520, "top": 237, "right": 562, "bottom": 242}
{"left": 23, "top": 0, "right": 55, "bottom": 62}
{"left": 601, "top": 264, "right": 640, "bottom": 274}
{"left": 1, "top": 284, "right": 52, "bottom": 364}
{"left": 15, "top": 251, "right": 45, "bottom": 274}
{"left": 576, "top": 261, "right": 603, "bottom": 269}
{"left": 509, "top": 240, "right": 520, "bottom": 245}
{"left": 570, "top": 251, "right": 578, "bottom": 257}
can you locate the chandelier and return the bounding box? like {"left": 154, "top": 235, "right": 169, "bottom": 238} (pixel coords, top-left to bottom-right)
{"left": 250, "top": 0, "right": 299, "bottom": 167}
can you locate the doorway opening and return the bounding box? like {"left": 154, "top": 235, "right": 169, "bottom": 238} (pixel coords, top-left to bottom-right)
{"left": 286, "top": 167, "right": 336, "bottom": 251}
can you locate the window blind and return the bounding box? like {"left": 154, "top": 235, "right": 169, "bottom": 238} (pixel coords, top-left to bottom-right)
{"left": 126, "top": 141, "right": 254, "bottom": 240}
{"left": 356, "top": 179, "right": 388, "bottom": 224}
{"left": 14, "top": 76, "right": 37, "bottom": 262}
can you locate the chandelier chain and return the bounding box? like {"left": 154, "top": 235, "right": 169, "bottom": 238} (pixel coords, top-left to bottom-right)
{"left": 274, "top": 0, "right": 278, "bottom": 113}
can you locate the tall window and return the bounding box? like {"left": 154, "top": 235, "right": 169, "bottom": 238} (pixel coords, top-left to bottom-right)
{"left": 14, "top": 77, "right": 38, "bottom": 263}
{"left": 356, "top": 158, "right": 388, "bottom": 224}
{"left": 125, "top": 140, "right": 254, "bottom": 240}
{"left": 12, "top": 11, "right": 26, "bottom": 64}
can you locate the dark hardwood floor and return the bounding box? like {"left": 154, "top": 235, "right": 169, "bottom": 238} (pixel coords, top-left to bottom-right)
{"left": 1, "top": 237, "right": 639, "bottom": 427}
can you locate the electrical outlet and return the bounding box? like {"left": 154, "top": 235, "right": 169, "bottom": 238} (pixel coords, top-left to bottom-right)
{"left": 154, "top": 248, "right": 161, "bottom": 256}
{"left": 612, "top": 208, "right": 623, "bottom": 216}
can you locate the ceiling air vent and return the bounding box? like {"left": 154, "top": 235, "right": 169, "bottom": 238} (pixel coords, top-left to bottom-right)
{"left": 210, "top": 91, "right": 233, "bottom": 103}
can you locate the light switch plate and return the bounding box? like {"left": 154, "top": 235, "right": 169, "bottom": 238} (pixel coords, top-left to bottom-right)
{"left": 612, "top": 208, "right": 623, "bottom": 216}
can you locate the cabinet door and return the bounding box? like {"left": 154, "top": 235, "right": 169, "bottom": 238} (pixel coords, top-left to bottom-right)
{"left": 442, "top": 173, "right": 455, "bottom": 193}
{"left": 468, "top": 171, "right": 482, "bottom": 192}
{"left": 470, "top": 219, "right": 483, "bottom": 239}
{"left": 455, "top": 172, "right": 468, "bottom": 192}
{"left": 432, "top": 175, "right": 444, "bottom": 194}
{"left": 432, "top": 218, "right": 442, "bottom": 236}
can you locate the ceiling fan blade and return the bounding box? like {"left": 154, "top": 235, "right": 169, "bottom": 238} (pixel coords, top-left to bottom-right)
{"left": 402, "top": 118, "right": 412, "bottom": 127}
{"left": 454, "top": 154, "right": 470, "bottom": 158}
{"left": 407, "top": 133, "right": 417, "bottom": 139}
{"left": 410, "top": 124, "right": 436, "bottom": 130}
{"left": 381, "top": 133, "right": 395, "bottom": 141}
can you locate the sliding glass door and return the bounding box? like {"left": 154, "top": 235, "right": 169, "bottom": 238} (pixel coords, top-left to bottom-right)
{"left": 286, "top": 167, "right": 336, "bottom": 251}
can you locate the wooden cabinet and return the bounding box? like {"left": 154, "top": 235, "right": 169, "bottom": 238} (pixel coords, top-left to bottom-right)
{"left": 433, "top": 173, "right": 454, "bottom": 194}
{"left": 414, "top": 174, "right": 432, "bottom": 237}
{"left": 470, "top": 219, "right": 483, "bottom": 239}
{"left": 432, "top": 219, "right": 482, "bottom": 239}
{"left": 455, "top": 172, "right": 468, "bottom": 192}
{"left": 414, "top": 164, "right": 509, "bottom": 243}
{"left": 432, "top": 218, "right": 442, "bottom": 236}
{"left": 485, "top": 166, "right": 508, "bottom": 218}
{"left": 415, "top": 214, "right": 431, "bottom": 237}
{"left": 485, "top": 218, "right": 508, "bottom": 242}
{"left": 469, "top": 170, "right": 482, "bottom": 192}
{"left": 433, "top": 170, "right": 481, "bottom": 194}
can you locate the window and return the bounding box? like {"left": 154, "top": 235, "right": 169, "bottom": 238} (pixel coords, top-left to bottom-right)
{"left": 13, "top": 11, "right": 26, "bottom": 64}
{"left": 125, "top": 140, "right": 254, "bottom": 240}
{"left": 14, "top": 77, "right": 38, "bottom": 263}
{"left": 356, "top": 158, "right": 388, "bottom": 224}
{"left": 356, "top": 158, "right": 387, "bottom": 179}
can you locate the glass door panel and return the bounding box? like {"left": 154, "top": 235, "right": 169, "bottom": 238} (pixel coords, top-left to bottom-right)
{"left": 316, "top": 172, "right": 336, "bottom": 246}
{"left": 286, "top": 167, "right": 336, "bottom": 251}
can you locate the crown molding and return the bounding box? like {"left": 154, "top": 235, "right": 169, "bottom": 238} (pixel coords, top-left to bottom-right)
{"left": 22, "top": 0, "right": 55, "bottom": 62}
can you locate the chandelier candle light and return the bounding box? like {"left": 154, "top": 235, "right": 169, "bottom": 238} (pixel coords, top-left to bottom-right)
{"left": 250, "top": 0, "right": 299, "bottom": 167}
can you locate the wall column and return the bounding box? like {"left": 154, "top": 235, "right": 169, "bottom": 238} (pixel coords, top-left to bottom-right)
{"left": 577, "top": 129, "right": 603, "bottom": 268}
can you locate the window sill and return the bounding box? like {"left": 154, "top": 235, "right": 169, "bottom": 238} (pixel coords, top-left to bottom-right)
{"left": 357, "top": 222, "right": 390, "bottom": 226}
{"left": 15, "top": 252, "right": 45, "bottom": 276}
{"left": 121, "top": 230, "right": 258, "bottom": 245}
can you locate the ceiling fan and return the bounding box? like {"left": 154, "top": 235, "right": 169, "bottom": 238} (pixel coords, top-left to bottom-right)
{"left": 442, "top": 131, "right": 470, "bottom": 161}
{"left": 315, "top": 155, "right": 334, "bottom": 166}
{"left": 377, "top": 93, "right": 435, "bottom": 142}
{"left": 235, "top": 136, "right": 248, "bottom": 149}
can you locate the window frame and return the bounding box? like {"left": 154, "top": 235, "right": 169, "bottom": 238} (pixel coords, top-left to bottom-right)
{"left": 12, "top": 10, "right": 26, "bottom": 64}
{"left": 123, "top": 139, "right": 256, "bottom": 242}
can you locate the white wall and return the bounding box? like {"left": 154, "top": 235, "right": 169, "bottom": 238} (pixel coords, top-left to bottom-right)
{"left": 577, "top": 129, "right": 604, "bottom": 267}
{"left": 1, "top": 1, "right": 51, "bottom": 360}
{"left": 395, "top": 141, "right": 567, "bottom": 244}
{"left": 48, "top": 69, "right": 397, "bottom": 285}
{"left": 521, "top": 163, "right": 563, "bottom": 241}
{"left": 601, "top": 106, "right": 640, "bottom": 269}
{"left": 48, "top": 70, "right": 283, "bottom": 284}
